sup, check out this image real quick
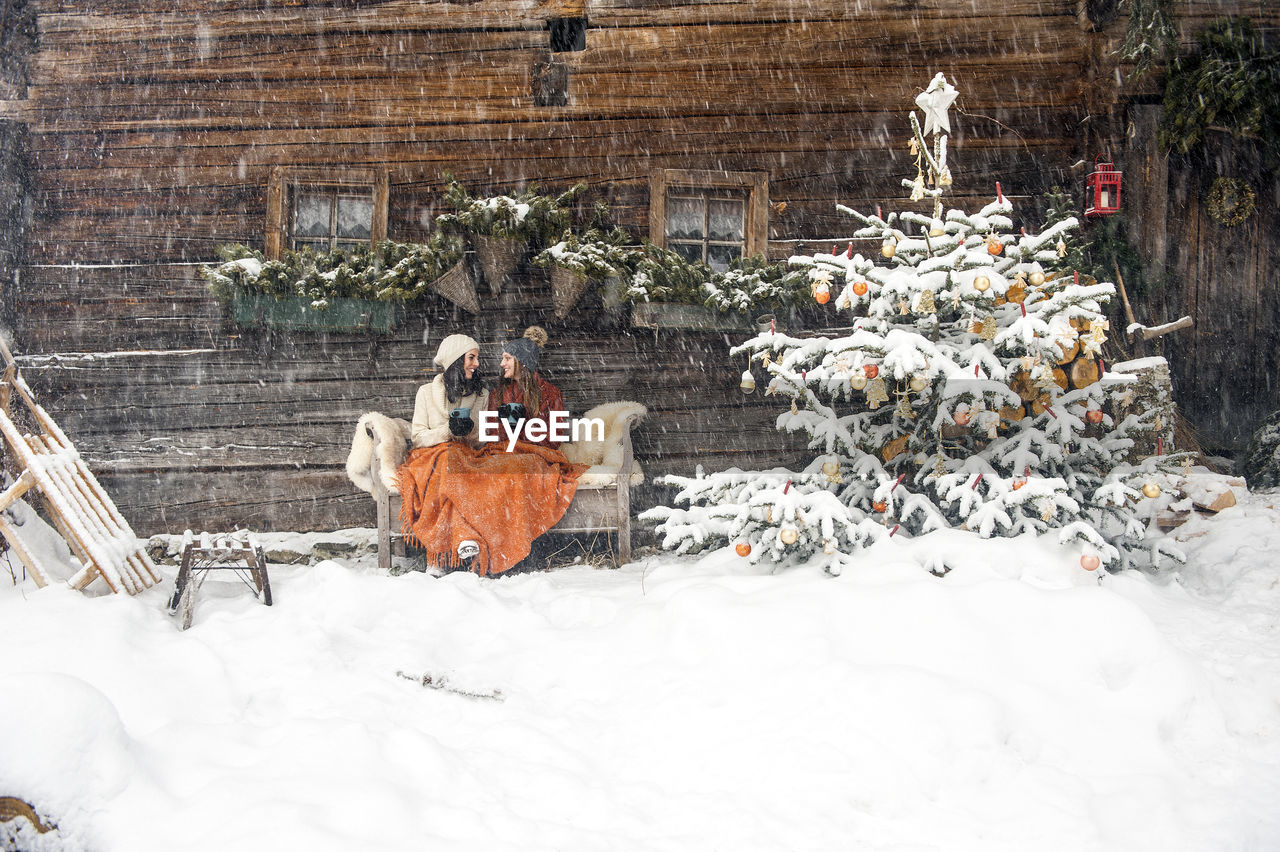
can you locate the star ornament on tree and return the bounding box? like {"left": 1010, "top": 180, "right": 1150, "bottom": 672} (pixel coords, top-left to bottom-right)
{"left": 914, "top": 73, "right": 958, "bottom": 137}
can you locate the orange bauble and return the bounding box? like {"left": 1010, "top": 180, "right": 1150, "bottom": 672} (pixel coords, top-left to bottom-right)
{"left": 953, "top": 410, "right": 972, "bottom": 426}
{"left": 1012, "top": 478, "right": 1026, "bottom": 490}
{"left": 814, "top": 286, "right": 831, "bottom": 305}
{"left": 1085, "top": 409, "right": 1105, "bottom": 424}
{"left": 872, "top": 500, "right": 887, "bottom": 513}
{"left": 863, "top": 364, "right": 879, "bottom": 379}
{"left": 986, "top": 236, "right": 1004, "bottom": 255}
{"left": 735, "top": 542, "right": 751, "bottom": 557}
{"left": 852, "top": 280, "right": 869, "bottom": 296}
{"left": 1080, "top": 554, "right": 1101, "bottom": 571}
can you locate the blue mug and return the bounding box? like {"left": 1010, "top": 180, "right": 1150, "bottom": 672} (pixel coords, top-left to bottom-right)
{"left": 497, "top": 402, "right": 526, "bottom": 431}
{"left": 448, "top": 407, "right": 473, "bottom": 437}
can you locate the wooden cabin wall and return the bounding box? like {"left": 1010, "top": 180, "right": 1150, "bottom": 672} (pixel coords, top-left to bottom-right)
{"left": 4, "top": 0, "right": 1275, "bottom": 533}
{"left": 1121, "top": 109, "right": 1280, "bottom": 456}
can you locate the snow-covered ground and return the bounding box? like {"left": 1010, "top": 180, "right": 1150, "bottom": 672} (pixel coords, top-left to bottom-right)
{"left": 3, "top": 488, "right": 1280, "bottom": 851}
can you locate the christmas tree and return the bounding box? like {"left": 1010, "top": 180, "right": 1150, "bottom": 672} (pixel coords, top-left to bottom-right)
{"left": 644, "top": 73, "right": 1185, "bottom": 575}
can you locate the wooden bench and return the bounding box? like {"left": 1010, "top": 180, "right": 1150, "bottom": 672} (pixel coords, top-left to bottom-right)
{"left": 351, "top": 402, "right": 645, "bottom": 573}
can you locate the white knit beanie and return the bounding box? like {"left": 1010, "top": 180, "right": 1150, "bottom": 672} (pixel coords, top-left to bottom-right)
{"left": 433, "top": 334, "right": 480, "bottom": 371}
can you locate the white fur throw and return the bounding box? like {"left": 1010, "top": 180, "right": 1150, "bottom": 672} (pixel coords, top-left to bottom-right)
{"left": 345, "top": 401, "right": 646, "bottom": 496}
{"left": 346, "top": 411, "right": 413, "bottom": 495}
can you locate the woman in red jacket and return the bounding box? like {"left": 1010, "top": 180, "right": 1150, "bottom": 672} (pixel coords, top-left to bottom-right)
{"left": 488, "top": 325, "right": 566, "bottom": 448}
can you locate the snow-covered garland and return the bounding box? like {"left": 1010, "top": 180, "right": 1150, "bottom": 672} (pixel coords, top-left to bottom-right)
{"left": 643, "top": 75, "right": 1187, "bottom": 575}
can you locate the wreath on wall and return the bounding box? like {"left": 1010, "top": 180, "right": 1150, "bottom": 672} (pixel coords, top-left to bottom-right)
{"left": 1206, "top": 177, "right": 1256, "bottom": 227}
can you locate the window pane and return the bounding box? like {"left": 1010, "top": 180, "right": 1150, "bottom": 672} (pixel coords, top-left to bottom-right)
{"left": 294, "top": 193, "right": 332, "bottom": 239}
{"left": 707, "top": 244, "right": 741, "bottom": 273}
{"left": 708, "top": 199, "right": 744, "bottom": 242}
{"left": 666, "top": 196, "right": 704, "bottom": 241}
{"left": 669, "top": 241, "right": 704, "bottom": 265}
{"left": 336, "top": 195, "right": 373, "bottom": 241}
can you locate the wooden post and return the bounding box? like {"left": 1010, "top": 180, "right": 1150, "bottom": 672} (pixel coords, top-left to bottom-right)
{"left": 368, "top": 423, "right": 393, "bottom": 575}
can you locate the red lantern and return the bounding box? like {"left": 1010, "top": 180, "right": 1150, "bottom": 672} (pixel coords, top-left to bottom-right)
{"left": 1085, "top": 154, "right": 1122, "bottom": 218}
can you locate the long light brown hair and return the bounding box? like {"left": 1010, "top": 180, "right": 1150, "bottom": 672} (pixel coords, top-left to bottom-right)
{"left": 496, "top": 362, "right": 542, "bottom": 416}
{"left": 495, "top": 326, "right": 547, "bottom": 414}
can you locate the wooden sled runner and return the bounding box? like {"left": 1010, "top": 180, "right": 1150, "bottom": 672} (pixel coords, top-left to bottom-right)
{"left": 0, "top": 338, "right": 160, "bottom": 594}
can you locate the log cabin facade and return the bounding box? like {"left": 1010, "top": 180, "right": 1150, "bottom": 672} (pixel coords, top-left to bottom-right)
{"left": 0, "top": 0, "right": 1276, "bottom": 536}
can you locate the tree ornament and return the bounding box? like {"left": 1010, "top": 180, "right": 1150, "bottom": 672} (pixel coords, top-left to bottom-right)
{"left": 979, "top": 314, "right": 997, "bottom": 342}
{"left": 822, "top": 460, "right": 843, "bottom": 483}
{"left": 914, "top": 72, "right": 958, "bottom": 136}
{"left": 823, "top": 538, "right": 835, "bottom": 555}
{"left": 985, "top": 235, "right": 1004, "bottom": 255}
{"left": 1085, "top": 408, "right": 1104, "bottom": 424}
{"left": 740, "top": 370, "right": 756, "bottom": 394}
{"left": 779, "top": 525, "right": 799, "bottom": 545}
{"left": 852, "top": 280, "right": 869, "bottom": 296}
{"left": 735, "top": 542, "right": 752, "bottom": 557}
{"left": 849, "top": 373, "right": 868, "bottom": 391}
{"left": 882, "top": 434, "right": 909, "bottom": 461}
{"left": 953, "top": 409, "right": 971, "bottom": 426}
{"left": 909, "top": 373, "right": 928, "bottom": 392}
{"left": 909, "top": 174, "right": 926, "bottom": 202}
{"left": 973, "top": 275, "right": 991, "bottom": 293}
{"left": 863, "top": 364, "right": 879, "bottom": 379}
{"left": 916, "top": 289, "right": 936, "bottom": 314}
{"left": 894, "top": 393, "right": 916, "bottom": 420}
{"left": 881, "top": 239, "right": 897, "bottom": 259}
{"left": 1005, "top": 281, "right": 1026, "bottom": 304}
{"left": 1080, "top": 554, "right": 1101, "bottom": 571}
{"left": 865, "top": 376, "right": 889, "bottom": 409}
{"left": 899, "top": 298, "right": 911, "bottom": 315}
{"left": 872, "top": 500, "right": 888, "bottom": 513}
{"left": 929, "top": 219, "right": 946, "bottom": 237}
{"left": 790, "top": 398, "right": 799, "bottom": 416}
{"left": 936, "top": 168, "right": 953, "bottom": 187}
{"left": 814, "top": 281, "right": 831, "bottom": 304}
{"left": 1056, "top": 239, "right": 1067, "bottom": 258}
{"left": 1029, "top": 270, "right": 1046, "bottom": 287}
{"left": 1142, "top": 481, "right": 1162, "bottom": 499}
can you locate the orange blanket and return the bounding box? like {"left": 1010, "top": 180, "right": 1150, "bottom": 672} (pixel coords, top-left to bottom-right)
{"left": 397, "top": 440, "right": 588, "bottom": 576}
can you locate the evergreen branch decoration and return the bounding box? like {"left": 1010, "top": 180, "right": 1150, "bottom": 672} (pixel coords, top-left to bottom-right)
{"left": 1119, "top": 0, "right": 1178, "bottom": 81}
{"left": 435, "top": 174, "right": 586, "bottom": 246}
{"left": 203, "top": 235, "right": 464, "bottom": 310}
{"left": 1158, "top": 17, "right": 1280, "bottom": 175}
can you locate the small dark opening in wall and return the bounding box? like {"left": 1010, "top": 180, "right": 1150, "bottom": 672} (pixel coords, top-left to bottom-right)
{"left": 548, "top": 17, "right": 587, "bottom": 52}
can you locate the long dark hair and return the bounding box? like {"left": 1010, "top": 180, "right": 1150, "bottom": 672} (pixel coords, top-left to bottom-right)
{"left": 442, "top": 357, "right": 484, "bottom": 404}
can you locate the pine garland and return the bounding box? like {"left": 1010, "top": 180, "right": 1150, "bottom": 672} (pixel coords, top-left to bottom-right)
{"left": 1159, "top": 17, "right": 1280, "bottom": 176}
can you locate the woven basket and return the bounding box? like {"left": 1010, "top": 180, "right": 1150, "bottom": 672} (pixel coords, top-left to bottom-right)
{"left": 474, "top": 235, "right": 525, "bottom": 296}
{"left": 429, "top": 260, "right": 480, "bottom": 314}
{"left": 550, "top": 266, "right": 592, "bottom": 319}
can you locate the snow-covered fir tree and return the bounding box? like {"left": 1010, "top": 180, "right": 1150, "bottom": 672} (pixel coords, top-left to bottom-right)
{"left": 644, "top": 73, "right": 1185, "bottom": 575}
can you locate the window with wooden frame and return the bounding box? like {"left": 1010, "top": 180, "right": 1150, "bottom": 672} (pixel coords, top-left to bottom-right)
{"left": 649, "top": 169, "right": 768, "bottom": 273}
{"left": 265, "top": 167, "right": 389, "bottom": 260}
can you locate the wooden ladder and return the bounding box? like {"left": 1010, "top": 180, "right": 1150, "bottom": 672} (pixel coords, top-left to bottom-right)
{"left": 0, "top": 338, "right": 160, "bottom": 594}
